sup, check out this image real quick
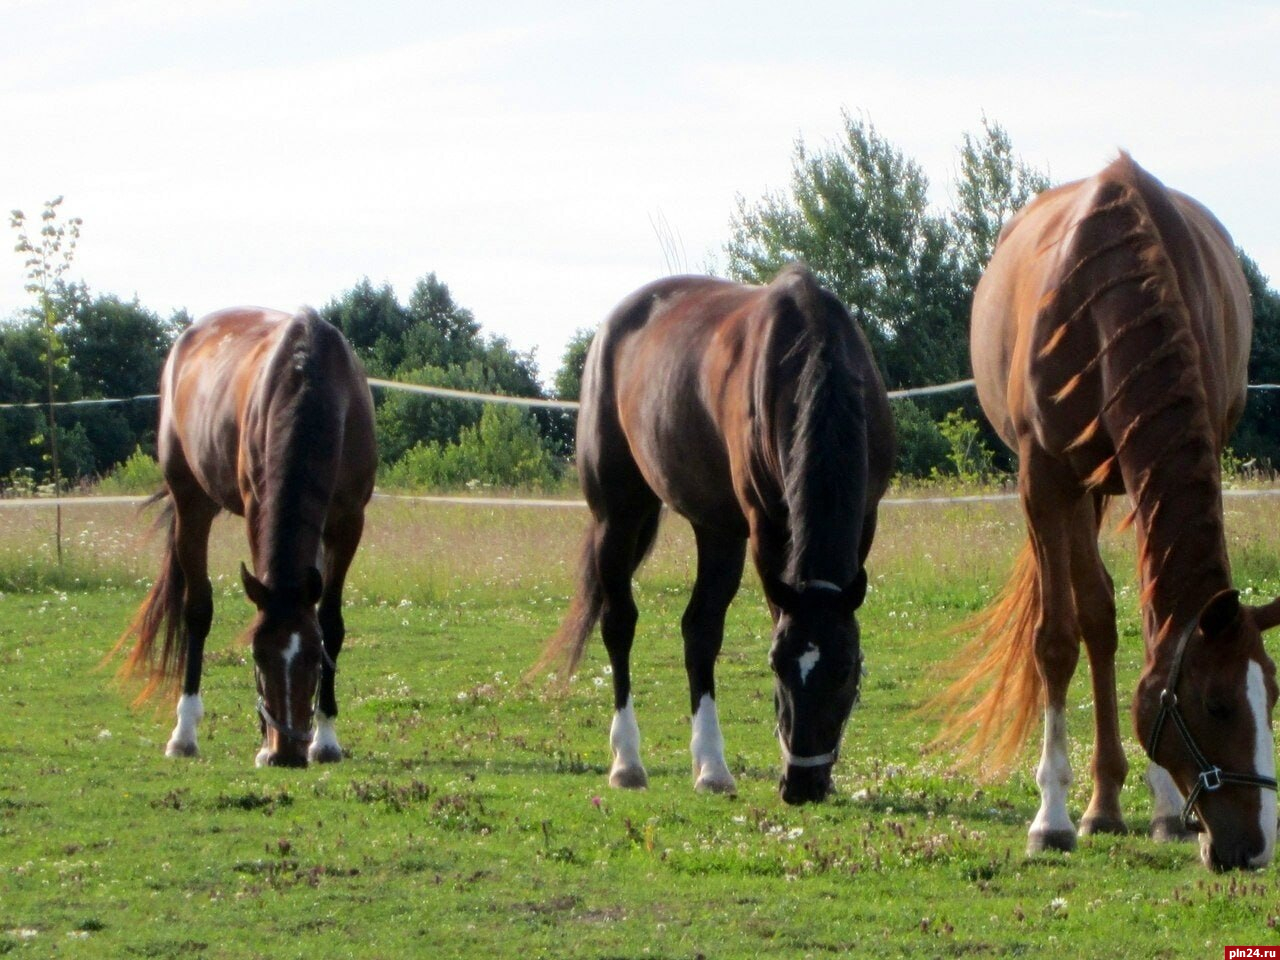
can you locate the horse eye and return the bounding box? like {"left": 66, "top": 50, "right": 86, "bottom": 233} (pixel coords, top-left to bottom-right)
{"left": 1205, "top": 698, "right": 1234, "bottom": 721}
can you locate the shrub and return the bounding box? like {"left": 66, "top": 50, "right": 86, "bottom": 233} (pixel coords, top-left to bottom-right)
{"left": 97, "top": 446, "right": 164, "bottom": 494}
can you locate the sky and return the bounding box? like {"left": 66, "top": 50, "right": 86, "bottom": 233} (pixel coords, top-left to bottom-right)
{"left": 2, "top": 0, "right": 1278, "bottom": 387}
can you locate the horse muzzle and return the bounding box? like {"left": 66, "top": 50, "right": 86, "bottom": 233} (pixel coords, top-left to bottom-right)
{"left": 779, "top": 762, "right": 834, "bottom": 805}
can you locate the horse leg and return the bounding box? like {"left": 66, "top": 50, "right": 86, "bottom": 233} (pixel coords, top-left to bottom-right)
{"left": 310, "top": 508, "right": 365, "bottom": 764}
{"left": 684, "top": 526, "right": 746, "bottom": 794}
{"left": 595, "top": 505, "right": 662, "bottom": 789}
{"left": 1070, "top": 493, "right": 1129, "bottom": 836}
{"left": 165, "top": 488, "right": 218, "bottom": 758}
{"left": 1146, "top": 763, "right": 1196, "bottom": 842}
{"left": 1023, "top": 454, "right": 1085, "bottom": 854}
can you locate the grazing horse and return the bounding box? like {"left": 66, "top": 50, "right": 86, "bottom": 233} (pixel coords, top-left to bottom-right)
{"left": 947, "top": 154, "right": 1280, "bottom": 869}
{"left": 117, "top": 307, "right": 376, "bottom": 768}
{"left": 538, "top": 265, "right": 894, "bottom": 804}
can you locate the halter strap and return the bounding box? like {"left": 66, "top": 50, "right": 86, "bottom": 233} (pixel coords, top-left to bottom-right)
{"left": 776, "top": 725, "right": 839, "bottom": 768}
{"left": 252, "top": 645, "right": 334, "bottom": 746}
{"left": 1145, "top": 618, "right": 1278, "bottom": 828}
{"left": 801, "top": 579, "right": 843, "bottom": 595}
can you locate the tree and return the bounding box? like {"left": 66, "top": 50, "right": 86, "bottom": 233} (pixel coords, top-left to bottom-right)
{"left": 321, "top": 278, "right": 410, "bottom": 375}
{"left": 10, "top": 196, "right": 82, "bottom": 562}
{"left": 952, "top": 116, "right": 1050, "bottom": 289}
{"left": 1232, "top": 251, "right": 1280, "bottom": 467}
{"left": 553, "top": 329, "right": 595, "bottom": 402}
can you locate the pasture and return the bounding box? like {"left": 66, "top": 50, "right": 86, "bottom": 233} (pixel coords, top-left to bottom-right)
{"left": 3, "top": 492, "right": 1280, "bottom": 958}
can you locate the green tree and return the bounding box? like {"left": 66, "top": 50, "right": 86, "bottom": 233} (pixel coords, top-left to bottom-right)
{"left": 1232, "top": 251, "right": 1280, "bottom": 466}
{"left": 321, "top": 278, "right": 410, "bottom": 375}
{"left": 10, "top": 197, "right": 81, "bottom": 562}
{"left": 952, "top": 116, "right": 1050, "bottom": 288}
{"left": 553, "top": 329, "right": 594, "bottom": 402}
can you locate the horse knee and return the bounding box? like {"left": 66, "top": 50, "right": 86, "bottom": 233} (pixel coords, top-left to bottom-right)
{"left": 1033, "top": 626, "right": 1079, "bottom": 686}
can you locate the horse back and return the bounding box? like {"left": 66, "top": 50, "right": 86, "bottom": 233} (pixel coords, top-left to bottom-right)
{"left": 971, "top": 155, "right": 1250, "bottom": 462}
{"left": 159, "top": 307, "right": 374, "bottom": 515}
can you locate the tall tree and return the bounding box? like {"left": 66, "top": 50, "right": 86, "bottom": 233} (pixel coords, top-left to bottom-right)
{"left": 1232, "top": 251, "right": 1280, "bottom": 466}
{"left": 10, "top": 196, "right": 81, "bottom": 562}
{"left": 951, "top": 116, "right": 1051, "bottom": 289}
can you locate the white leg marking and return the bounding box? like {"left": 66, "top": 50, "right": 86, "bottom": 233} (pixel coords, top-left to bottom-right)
{"left": 1247, "top": 660, "right": 1277, "bottom": 867}
{"left": 1146, "top": 763, "right": 1186, "bottom": 822}
{"left": 608, "top": 696, "right": 647, "bottom": 787}
{"left": 307, "top": 709, "right": 343, "bottom": 763}
{"left": 690, "top": 693, "right": 736, "bottom": 793}
{"left": 1030, "top": 707, "right": 1075, "bottom": 839}
{"left": 255, "top": 745, "right": 271, "bottom": 768}
{"left": 165, "top": 693, "right": 204, "bottom": 757}
{"left": 797, "top": 644, "right": 821, "bottom": 685}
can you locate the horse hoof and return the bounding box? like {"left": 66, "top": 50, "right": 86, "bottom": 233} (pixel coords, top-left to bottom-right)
{"left": 695, "top": 773, "right": 737, "bottom": 795}
{"left": 308, "top": 743, "right": 343, "bottom": 764}
{"left": 1079, "top": 815, "right": 1128, "bottom": 836}
{"left": 1027, "top": 829, "right": 1077, "bottom": 855}
{"left": 164, "top": 741, "right": 198, "bottom": 758}
{"left": 1151, "top": 816, "right": 1197, "bottom": 843}
{"left": 609, "top": 766, "right": 649, "bottom": 789}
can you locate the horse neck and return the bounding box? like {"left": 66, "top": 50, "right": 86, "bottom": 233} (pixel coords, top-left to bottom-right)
{"left": 253, "top": 333, "right": 341, "bottom": 596}
{"left": 772, "top": 322, "right": 868, "bottom": 588}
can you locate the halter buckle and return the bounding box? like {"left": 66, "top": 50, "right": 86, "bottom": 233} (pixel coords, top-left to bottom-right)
{"left": 1198, "top": 767, "right": 1224, "bottom": 793}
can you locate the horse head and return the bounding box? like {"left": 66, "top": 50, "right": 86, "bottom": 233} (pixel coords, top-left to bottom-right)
{"left": 240, "top": 563, "right": 326, "bottom": 768}
{"left": 1135, "top": 589, "right": 1280, "bottom": 870}
{"left": 764, "top": 573, "right": 866, "bottom": 804}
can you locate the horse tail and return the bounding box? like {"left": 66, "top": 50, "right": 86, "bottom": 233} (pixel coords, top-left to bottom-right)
{"left": 929, "top": 539, "right": 1044, "bottom": 773}
{"left": 528, "top": 526, "right": 605, "bottom": 684}
{"left": 111, "top": 492, "right": 187, "bottom": 704}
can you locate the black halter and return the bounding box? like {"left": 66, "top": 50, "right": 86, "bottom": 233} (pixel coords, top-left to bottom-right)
{"left": 1144, "top": 619, "right": 1277, "bottom": 829}
{"left": 254, "top": 644, "right": 336, "bottom": 746}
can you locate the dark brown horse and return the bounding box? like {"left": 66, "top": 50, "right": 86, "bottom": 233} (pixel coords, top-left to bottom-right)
{"left": 539, "top": 264, "right": 894, "bottom": 804}
{"left": 117, "top": 307, "right": 376, "bottom": 767}
{"left": 947, "top": 154, "right": 1280, "bottom": 869}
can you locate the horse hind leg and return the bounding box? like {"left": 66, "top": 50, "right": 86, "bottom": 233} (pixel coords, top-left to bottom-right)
{"left": 684, "top": 526, "right": 746, "bottom": 794}
{"left": 1022, "top": 456, "right": 1085, "bottom": 854}
{"left": 595, "top": 503, "right": 661, "bottom": 789}
{"left": 309, "top": 508, "right": 365, "bottom": 764}
{"left": 165, "top": 489, "right": 218, "bottom": 759}
{"left": 1071, "top": 494, "right": 1129, "bottom": 837}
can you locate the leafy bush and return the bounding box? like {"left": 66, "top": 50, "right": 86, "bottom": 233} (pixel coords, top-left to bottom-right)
{"left": 97, "top": 446, "right": 164, "bottom": 494}
{"left": 891, "top": 400, "right": 951, "bottom": 478}
{"left": 936, "top": 409, "right": 997, "bottom": 483}
{"left": 381, "top": 405, "right": 560, "bottom": 491}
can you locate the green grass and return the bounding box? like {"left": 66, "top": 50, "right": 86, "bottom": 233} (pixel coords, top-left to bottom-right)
{"left": 3, "top": 493, "right": 1280, "bottom": 957}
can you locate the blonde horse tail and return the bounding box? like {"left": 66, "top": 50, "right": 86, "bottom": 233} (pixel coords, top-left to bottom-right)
{"left": 109, "top": 493, "right": 187, "bottom": 704}
{"left": 929, "top": 539, "right": 1044, "bottom": 774}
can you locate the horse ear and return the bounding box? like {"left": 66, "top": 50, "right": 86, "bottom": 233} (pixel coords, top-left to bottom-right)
{"left": 304, "top": 566, "right": 323, "bottom": 606}
{"left": 1252, "top": 597, "right": 1280, "bottom": 633}
{"left": 842, "top": 570, "right": 868, "bottom": 611}
{"left": 1199, "top": 588, "right": 1241, "bottom": 639}
{"left": 240, "top": 562, "right": 270, "bottom": 609}
{"left": 762, "top": 577, "right": 800, "bottom": 612}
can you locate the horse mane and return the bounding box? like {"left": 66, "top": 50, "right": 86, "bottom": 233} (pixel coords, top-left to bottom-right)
{"left": 255, "top": 308, "right": 346, "bottom": 598}
{"left": 1046, "top": 153, "right": 1229, "bottom": 636}
{"left": 767, "top": 265, "right": 868, "bottom": 588}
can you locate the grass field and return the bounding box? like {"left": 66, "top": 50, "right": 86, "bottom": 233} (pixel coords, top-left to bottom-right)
{"left": 3, "top": 491, "right": 1280, "bottom": 958}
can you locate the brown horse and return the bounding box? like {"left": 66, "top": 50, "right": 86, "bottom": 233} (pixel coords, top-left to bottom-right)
{"left": 539, "top": 264, "right": 894, "bottom": 804}
{"left": 949, "top": 154, "right": 1280, "bottom": 869}
{"left": 117, "top": 307, "right": 376, "bottom": 767}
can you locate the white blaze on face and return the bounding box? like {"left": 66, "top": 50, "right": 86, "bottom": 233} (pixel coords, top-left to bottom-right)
{"left": 281, "top": 632, "right": 302, "bottom": 720}
{"left": 1246, "top": 660, "right": 1277, "bottom": 867}
{"left": 797, "top": 644, "right": 821, "bottom": 685}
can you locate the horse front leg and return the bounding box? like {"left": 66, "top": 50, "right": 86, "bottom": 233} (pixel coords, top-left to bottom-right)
{"left": 310, "top": 510, "right": 365, "bottom": 764}
{"left": 684, "top": 527, "right": 745, "bottom": 794}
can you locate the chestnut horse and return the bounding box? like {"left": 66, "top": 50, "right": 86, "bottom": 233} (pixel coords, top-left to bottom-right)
{"left": 539, "top": 265, "right": 894, "bottom": 804}
{"left": 947, "top": 155, "right": 1280, "bottom": 869}
{"left": 118, "top": 307, "right": 376, "bottom": 767}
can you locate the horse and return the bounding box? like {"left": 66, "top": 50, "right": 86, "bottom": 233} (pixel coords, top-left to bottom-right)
{"left": 116, "top": 306, "right": 376, "bottom": 768}
{"left": 946, "top": 154, "right": 1280, "bottom": 869}
{"left": 537, "top": 264, "right": 894, "bottom": 804}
